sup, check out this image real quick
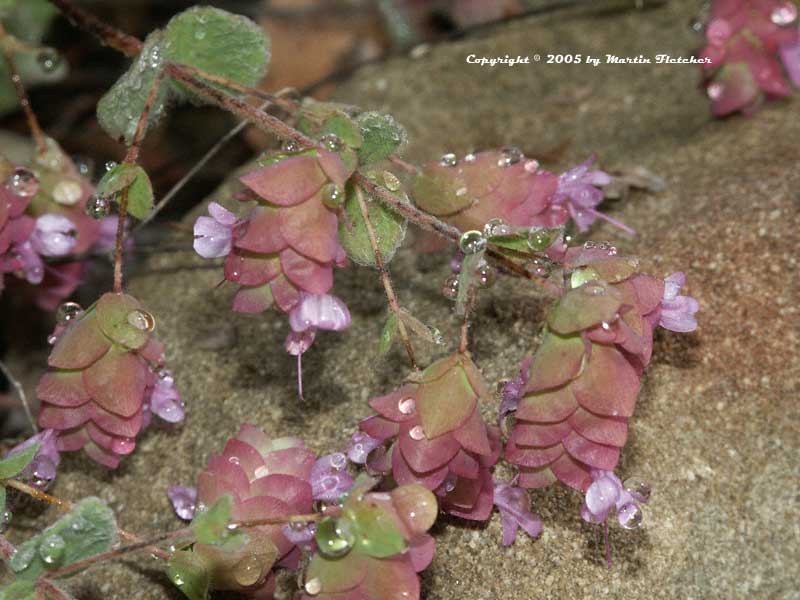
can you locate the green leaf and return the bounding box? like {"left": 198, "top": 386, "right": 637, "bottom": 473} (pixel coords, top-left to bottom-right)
{"left": 10, "top": 497, "right": 117, "bottom": 582}
{"left": 164, "top": 6, "right": 270, "bottom": 101}
{"left": 322, "top": 113, "right": 363, "bottom": 148}
{"left": 455, "top": 252, "right": 483, "bottom": 316}
{"left": 97, "top": 32, "right": 171, "bottom": 144}
{"left": 345, "top": 504, "right": 406, "bottom": 558}
{"left": 356, "top": 112, "right": 406, "bottom": 165}
{"left": 338, "top": 185, "right": 406, "bottom": 266}
{"left": 167, "top": 550, "right": 210, "bottom": 600}
{"left": 398, "top": 309, "right": 443, "bottom": 345}
{"left": 378, "top": 313, "right": 398, "bottom": 355}
{"left": 547, "top": 281, "right": 623, "bottom": 335}
{"left": 0, "top": 486, "right": 6, "bottom": 516}
{"left": 0, "top": 443, "right": 40, "bottom": 479}
{"left": 96, "top": 164, "right": 154, "bottom": 220}
{"left": 410, "top": 170, "right": 473, "bottom": 217}
{"left": 0, "top": 580, "right": 35, "bottom": 600}
{"left": 191, "top": 495, "right": 244, "bottom": 548}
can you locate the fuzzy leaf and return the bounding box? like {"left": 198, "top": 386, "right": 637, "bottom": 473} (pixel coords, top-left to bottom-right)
{"left": 322, "top": 112, "right": 363, "bottom": 148}
{"left": 548, "top": 281, "right": 622, "bottom": 335}
{"left": 411, "top": 170, "right": 473, "bottom": 217}
{"left": 379, "top": 313, "right": 398, "bottom": 355}
{"left": 0, "top": 443, "right": 40, "bottom": 479}
{"left": 95, "top": 292, "right": 150, "bottom": 350}
{"left": 455, "top": 252, "right": 483, "bottom": 316}
{"left": 96, "top": 164, "right": 154, "bottom": 221}
{"left": 167, "top": 550, "right": 210, "bottom": 600}
{"left": 356, "top": 112, "right": 406, "bottom": 165}
{"left": 97, "top": 32, "right": 170, "bottom": 144}
{"left": 164, "top": 6, "right": 270, "bottom": 100}
{"left": 10, "top": 497, "right": 117, "bottom": 581}
{"left": 345, "top": 504, "right": 406, "bottom": 558}
{"left": 191, "top": 495, "right": 244, "bottom": 548}
{"left": 338, "top": 185, "right": 406, "bottom": 266}
{"left": 398, "top": 309, "right": 442, "bottom": 345}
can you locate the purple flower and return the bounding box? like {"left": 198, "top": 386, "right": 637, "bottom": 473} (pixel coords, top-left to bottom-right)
{"left": 580, "top": 469, "right": 649, "bottom": 528}
{"left": 499, "top": 356, "right": 532, "bottom": 423}
{"left": 4, "top": 429, "right": 61, "bottom": 489}
{"left": 288, "top": 293, "right": 351, "bottom": 333}
{"left": 193, "top": 202, "right": 238, "bottom": 259}
{"left": 30, "top": 214, "right": 77, "bottom": 257}
{"left": 779, "top": 37, "right": 800, "bottom": 87}
{"left": 96, "top": 216, "right": 132, "bottom": 252}
{"left": 168, "top": 485, "right": 197, "bottom": 520}
{"left": 493, "top": 478, "right": 543, "bottom": 546}
{"left": 659, "top": 272, "right": 699, "bottom": 333}
{"left": 553, "top": 157, "right": 634, "bottom": 235}
{"left": 310, "top": 452, "right": 353, "bottom": 502}
{"left": 13, "top": 241, "right": 44, "bottom": 284}
{"left": 149, "top": 373, "right": 185, "bottom": 424}
{"left": 282, "top": 522, "right": 316, "bottom": 549}
{"left": 347, "top": 430, "right": 383, "bottom": 464}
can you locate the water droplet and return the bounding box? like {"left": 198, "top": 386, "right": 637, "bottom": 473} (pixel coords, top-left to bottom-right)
{"left": 398, "top": 397, "right": 415, "bottom": 415}
{"left": 105, "top": 160, "right": 118, "bottom": 172}
{"left": 608, "top": 246, "right": 618, "bottom": 256}
{"left": 228, "top": 456, "right": 240, "bottom": 466}
{"left": 171, "top": 573, "right": 185, "bottom": 587}
{"left": 527, "top": 227, "right": 552, "bottom": 250}
{"left": 523, "top": 159, "right": 540, "bottom": 173}
{"left": 70, "top": 517, "right": 89, "bottom": 532}
{"left": 476, "top": 263, "right": 496, "bottom": 289}
{"left": 5, "top": 168, "right": 39, "bottom": 197}
{"left": 74, "top": 156, "right": 93, "bottom": 177}
{"left": 688, "top": 16, "right": 704, "bottom": 33}
{"left": 459, "top": 230, "right": 486, "bottom": 254}
{"left": 439, "top": 153, "right": 457, "bottom": 167}
{"left": 86, "top": 195, "right": 111, "bottom": 219}
{"left": 483, "top": 218, "right": 511, "bottom": 238}
{"left": 304, "top": 577, "right": 322, "bottom": 595}
{"left": 127, "top": 309, "right": 155, "bottom": 332}
{"left": 52, "top": 179, "right": 83, "bottom": 206}
{"left": 38, "top": 534, "right": 66, "bottom": 566}
{"left": 583, "top": 241, "right": 596, "bottom": 249}
{"left": 233, "top": 554, "right": 262, "bottom": 586}
{"left": 36, "top": 48, "right": 61, "bottom": 73}
{"left": 315, "top": 516, "right": 355, "bottom": 558}
{"left": 11, "top": 545, "right": 36, "bottom": 572}
{"left": 383, "top": 171, "right": 401, "bottom": 191}
{"left": 497, "top": 146, "right": 523, "bottom": 167}
{"left": 321, "top": 183, "right": 344, "bottom": 208}
{"left": 706, "top": 81, "right": 724, "bottom": 101}
{"left": 282, "top": 139, "right": 299, "bottom": 153}
{"left": 463, "top": 153, "right": 476, "bottom": 163}
{"left": 112, "top": 437, "right": 135, "bottom": 454}
{"left": 47, "top": 334, "right": 58, "bottom": 345}
{"left": 582, "top": 283, "right": 606, "bottom": 296}
{"left": 442, "top": 275, "right": 459, "bottom": 300}
{"left": 194, "top": 28, "right": 206, "bottom": 40}
{"left": 320, "top": 133, "right": 342, "bottom": 152}
{"left": 409, "top": 425, "right": 425, "bottom": 441}
{"left": 618, "top": 503, "right": 643, "bottom": 530}
{"left": 56, "top": 301, "right": 84, "bottom": 324}
{"left": 0, "top": 510, "right": 11, "bottom": 532}
{"left": 526, "top": 257, "right": 551, "bottom": 278}
{"left": 771, "top": 2, "right": 797, "bottom": 25}
{"left": 329, "top": 453, "right": 347, "bottom": 470}
{"left": 623, "top": 478, "right": 651, "bottom": 503}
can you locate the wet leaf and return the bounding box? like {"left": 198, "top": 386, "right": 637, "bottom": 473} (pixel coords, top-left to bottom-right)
{"left": 0, "top": 443, "right": 40, "bottom": 479}
{"left": 356, "top": 112, "right": 406, "bottom": 165}
{"left": 379, "top": 313, "right": 399, "bottom": 355}
{"left": 191, "top": 495, "right": 244, "bottom": 548}
{"left": 167, "top": 550, "right": 210, "bottom": 600}
{"left": 345, "top": 503, "right": 406, "bottom": 558}
{"left": 338, "top": 185, "right": 406, "bottom": 266}
{"left": 398, "top": 309, "right": 442, "bottom": 345}
{"left": 96, "top": 164, "right": 154, "bottom": 221}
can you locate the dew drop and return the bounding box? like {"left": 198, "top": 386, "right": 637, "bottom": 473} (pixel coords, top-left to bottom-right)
{"left": 320, "top": 133, "right": 342, "bottom": 152}
{"left": 409, "top": 425, "right": 425, "bottom": 441}
{"left": 483, "top": 218, "right": 511, "bottom": 238}
{"left": 383, "top": 171, "right": 401, "bottom": 191}
{"left": 233, "top": 554, "right": 262, "bottom": 586}
{"left": 282, "top": 139, "right": 299, "bottom": 153}
{"left": 439, "top": 152, "right": 457, "bottom": 167}
{"left": 104, "top": 160, "right": 118, "bottom": 172}
{"left": 442, "top": 275, "right": 459, "bottom": 300}
{"left": 463, "top": 153, "right": 476, "bottom": 163}
{"left": 127, "top": 309, "right": 155, "bottom": 332}
{"left": 56, "top": 301, "right": 84, "bottom": 324}
{"left": 36, "top": 48, "right": 61, "bottom": 73}
{"left": 476, "top": 262, "right": 496, "bottom": 289}
{"left": 11, "top": 545, "right": 36, "bottom": 572}
{"left": 623, "top": 478, "right": 651, "bottom": 503}
{"left": 618, "top": 503, "right": 643, "bottom": 530}
{"left": 523, "top": 159, "right": 540, "bottom": 173}
{"left": 527, "top": 227, "right": 552, "bottom": 251}
{"left": 304, "top": 577, "right": 322, "bottom": 595}
{"left": 111, "top": 437, "right": 135, "bottom": 454}
{"left": 47, "top": 334, "right": 58, "bottom": 345}
{"left": 74, "top": 156, "right": 94, "bottom": 177}
{"left": 398, "top": 397, "right": 416, "bottom": 415}
{"left": 706, "top": 81, "right": 724, "bottom": 101}
{"left": 5, "top": 168, "right": 39, "bottom": 197}
{"left": 194, "top": 28, "right": 207, "bottom": 40}
{"left": 315, "top": 516, "right": 355, "bottom": 558}
{"left": 771, "top": 2, "right": 797, "bottom": 25}
{"left": 38, "top": 534, "right": 66, "bottom": 566}
{"left": 459, "top": 230, "right": 486, "bottom": 254}
{"left": 321, "top": 183, "right": 344, "bottom": 208}
{"left": 52, "top": 179, "right": 83, "bottom": 206}
{"left": 497, "top": 146, "right": 523, "bottom": 167}
{"left": 0, "top": 510, "right": 11, "bottom": 533}
{"left": 86, "top": 195, "right": 111, "bottom": 219}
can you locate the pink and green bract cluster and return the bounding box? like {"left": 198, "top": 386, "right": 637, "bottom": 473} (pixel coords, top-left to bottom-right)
{"left": 300, "top": 482, "right": 437, "bottom": 600}
{"left": 36, "top": 292, "right": 166, "bottom": 468}
{"left": 191, "top": 424, "right": 316, "bottom": 596}
{"left": 411, "top": 150, "right": 620, "bottom": 246}
{"left": 699, "top": 0, "right": 800, "bottom": 115}
{"left": 506, "top": 246, "right": 665, "bottom": 491}
{"left": 196, "top": 149, "right": 354, "bottom": 315}
{"left": 360, "top": 353, "right": 501, "bottom": 521}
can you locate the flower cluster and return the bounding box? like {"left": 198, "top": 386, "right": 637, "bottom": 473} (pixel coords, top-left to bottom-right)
{"left": 698, "top": 0, "right": 800, "bottom": 115}
{"left": 36, "top": 293, "right": 181, "bottom": 468}
{"left": 505, "top": 244, "right": 698, "bottom": 491}
{"left": 358, "top": 353, "right": 501, "bottom": 520}
{"left": 412, "top": 150, "right": 626, "bottom": 249}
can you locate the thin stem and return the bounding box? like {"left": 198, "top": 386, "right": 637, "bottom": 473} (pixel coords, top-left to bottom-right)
{"left": 48, "top": 0, "right": 142, "bottom": 56}
{"left": 112, "top": 187, "right": 128, "bottom": 294}
{"left": 354, "top": 186, "right": 417, "bottom": 370}
{"left": 0, "top": 24, "right": 47, "bottom": 154}
{"left": 232, "top": 513, "right": 321, "bottom": 529}
{"left": 604, "top": 521, "right": 612, "bottom": 570}
{"left": 125, "top": 69, "right": 165, "bottom": 164}
{"left": 0, "top": 360, "right": 37, "bottom": 434}
{"left": 459, "top": 284, "right": 476, "bottom": 354}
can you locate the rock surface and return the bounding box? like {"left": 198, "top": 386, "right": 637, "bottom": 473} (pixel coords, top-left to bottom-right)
{"left": 13, "top": 0, "right": 799, "bottom": 598}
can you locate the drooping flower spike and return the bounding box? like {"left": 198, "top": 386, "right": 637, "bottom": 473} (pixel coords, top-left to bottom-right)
{"left": 359, "top": 353, "right": 501, "bottom": 521}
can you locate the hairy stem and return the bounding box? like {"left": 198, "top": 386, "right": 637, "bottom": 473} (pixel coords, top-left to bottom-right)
{"left": 0, "top": 360, "right": 37, "bottom": 434}
{"left": 112, "top": 187, "right": 128, "bottom": 294}
{"left": 0, "top": 24, "right": 47, "bottom": 155}
{"left": 459, "top": 284, "right": 476, "bottom": 354}
{"left": 354, "top": 187, "right": 418, "bottom": 370}
{"left": 48, "top": 0, "right": 142, "bottom": 56}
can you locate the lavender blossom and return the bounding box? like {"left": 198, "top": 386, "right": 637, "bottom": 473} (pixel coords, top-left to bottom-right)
{"left": 288, "top": 293, "right": 351, "bottom": 333}
{"left": 167, "top": 485, "right": 198, "bottom": 521}
{"left": 193, "top": 202, "right": 238, "bottom": 259}
{"left": 347, "top": 430, "right": 383, "bottom": 464}
{"left": 310, "top": 452, "right": 353, "bottom": 502}
{"left": 149, "top": 373, "right": 185, "bottom": 424}
{"left": 580, "top": 469, "right": 649, "bottom": 529}
{"left": 30, "top": 214, "right": 77, "bottom": 257}
{"left": 659, "top": 272, "right": 700, "bottom": 333}
{"left": 493, "top": 478, "right": 543, "bottom": 546}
